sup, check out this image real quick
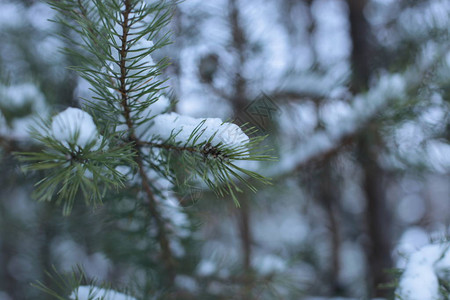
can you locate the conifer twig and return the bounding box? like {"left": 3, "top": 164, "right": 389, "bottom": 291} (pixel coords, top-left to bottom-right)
{"left": 118, "top": 0, "right": 175, "bottom": 283}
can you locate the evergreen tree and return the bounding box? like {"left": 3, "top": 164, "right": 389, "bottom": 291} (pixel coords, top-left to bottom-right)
{"left": 12, "top": 0, "right": 271, "bottom": 298}
{"left": 1, "top": 0, "right": 449, "bottom": 299}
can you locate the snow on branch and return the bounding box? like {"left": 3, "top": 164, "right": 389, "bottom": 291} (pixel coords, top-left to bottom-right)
{"left": 0, "top": 82, "right": 48, "bottom": 139}
{"left": 266, "top": 73, "right": 406, "bottom": 178}
{"left": 17, "top": 107, "right": 135, "bottom": 215}
{"left": 139, "top": 112, "right": 271, "bottom": 206}
{"left": 51, "top": 107, "right": 101, "bottom": 150}
{"left": 395, "top": 243, "right": 450, "bottom": 300}
{"left": 70, "top": 285, "right": 136, "bottom": 300}
{"left": 146, "top": 112, "right": 249, "bottom": 150}
{"left": 267, "top": 41, "right": 449, "bottom": 178}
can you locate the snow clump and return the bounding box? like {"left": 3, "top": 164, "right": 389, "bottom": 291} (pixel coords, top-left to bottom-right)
{"left": 395, "top": 243, "right": 450, "bottom": 300}
{"left": 51, "top": 107, "right": 100, "bottom": 149}
{"left": 147, "top": 112, "right": 249, "bottom": 149}
{"left": 70, "top": 286, "right": 136, "bottom": 300}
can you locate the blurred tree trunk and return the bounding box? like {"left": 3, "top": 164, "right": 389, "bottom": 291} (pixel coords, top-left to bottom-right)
{"left": 0, "top": 158, "right": 23, "bottom": 300}
{"left": 237, "top": 199, "right": 252, "bottom": 273}
{"left": 347, "top": 0, "right": 393, "bottom": 297}
{"left": 228, "top": 0, "right": 254, "bottom": 297}
{"left": 358, "top": 130, "right": 393, "bottom": 297}
{"left": 318, "top": 162, "right": 343, "bottom": 295}
{"left": 348, "top": 0, "right": 372, "bottom": 93}
{"left": 0, "top": 211, "right": 18, "bottom": 299}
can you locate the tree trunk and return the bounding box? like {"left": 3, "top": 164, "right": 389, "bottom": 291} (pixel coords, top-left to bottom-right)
{"left": 319, "top": 162, "right": 342, "bottom": 295}
{"left": 347, "top": 0, "right": 394, "bottom": 297}
{"left": 358, "top": 132, "right": 393, "bottom": 297}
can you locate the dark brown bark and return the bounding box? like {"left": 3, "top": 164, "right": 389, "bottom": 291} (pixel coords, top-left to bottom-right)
{"left": 319, "top": 163, "right": 342, "bottom": 295}
{"left": 357, "top": 132, "right": 393, "bottom": 297}
{"left": 0, "top": 214, "right": 18, "bottom": 299}
{"left": 347, "top": 0, "right": 372, "bottom": 93}
{"left": 347, "top": 0, "right": 393, "bottom": 297}
{"left": 238, "top": 199, "right": 252, "bottom": 272}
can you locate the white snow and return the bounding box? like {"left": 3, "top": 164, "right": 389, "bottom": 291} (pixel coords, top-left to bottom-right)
{"left": 394, "top": 227, "right": 430, "bottom": 268}
{"left": 196, "top": 259, "right": 217, "bottom": 276}
{"left": 83, "top": 253, "right": 112, "bottom": 281}
{"left": 146, "top": 169, "right": 190, "bottom": 254}
{"left": 134, "top": 94, "right": 170, "bottom": 137}
{"left": 338, "top": 242, "right": 366, "bottom": 287}
{"left": 253, "top": 207, "right": 309, "bottom": 249}
{"left": 426, "top": 140, "right": 450, "bottom": 173}
{"left": 36, "top": 36, "right": 64, "bottom": 64}
{"left": 162, "top": 197, "right": 190, "bottom": 236}
{"left": 311, "top": 0, "right": 352, "bottom": 66}
{"left": 267, "top": 72, "right": 406, "bottom": 177}
{"left": 108, "top": 20, "right": 156, "bottom": 95}
{"left": 0, "top": 2, "right": 23, "bottom": 28}
{"left": 0, "top": 291, "right": 12, "bottom": 300}
{"left": 145, "top": 95, "right": 170, "bottom": 117}
{"left": 70, "top": 286, "right": 136, "bottom": 300}
{"left": 146, "top": 112, "right": 249, "bottom": 149}
{"left": 253, "top": 253, "right": 287, "bottom": 275}
{"left": 130, "top": 39, "right": 155, "bottom": 67}
{"left": 147, "top": 169, "right": 190, "bottom": 234}
{"left": 282, "top": 68, "right": 347, "bottom": 99}
{"left": 1, "top": 83, "right": 45, "bottom": 109}
{"left": 51, "top": 107, "right": 99, "bottom": 149}
{"left": 26, "top": 2, "right": 56, "bottom": 31}
{"left": 435, "top": 247, "right": 450, "bottom": 279}
{"left": 399, "top": 0, "right": 450, "bottom": 37}
{"left": 396, "top": 194, "right": 426, "bottom": 224}
{"left": 0, "top": 82, "right": 48, "bottom": 138}
{"left": 175, "top": 275, "right": 199, "bottom": 292}
{"left": 395, "top": 243, "right": 450, "bottom": 300}
{"left": 305, "top": 298, "right": 385, "bottom": 300}
{"left": 0, "top": 111, "right": 7, "bottom": 135}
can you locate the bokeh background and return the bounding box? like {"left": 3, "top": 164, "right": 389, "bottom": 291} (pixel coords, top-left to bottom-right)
{"left": 0, "top": 0, "right": 449, "bottom": 299}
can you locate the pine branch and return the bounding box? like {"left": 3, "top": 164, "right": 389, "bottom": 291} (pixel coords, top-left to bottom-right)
{"left": 137, "top": 140, "right": 198, "bottom": 153}
{"left": 16, "top": 0, "right": 273, "bottom": 291}
{"left": 117, "top": 0, "right": 175, "bottom": 283}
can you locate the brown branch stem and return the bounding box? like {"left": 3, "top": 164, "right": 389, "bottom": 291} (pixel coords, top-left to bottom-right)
{"left": 118, "top": 0, "right": 175, "bottom": 284}
{"left": 137, "top": 140, "right": 199, "bottom": 153}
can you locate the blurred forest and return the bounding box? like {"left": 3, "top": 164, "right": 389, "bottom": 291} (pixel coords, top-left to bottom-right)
{"left": 0, "top": 0, "right": 449, "bottom": 299}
